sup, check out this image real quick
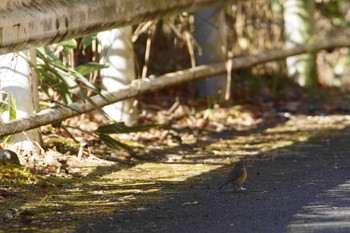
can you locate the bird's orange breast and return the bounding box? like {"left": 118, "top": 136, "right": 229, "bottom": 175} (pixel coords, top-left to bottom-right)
{"left": 235, "top": 167, "right": 247, "bottom": 185}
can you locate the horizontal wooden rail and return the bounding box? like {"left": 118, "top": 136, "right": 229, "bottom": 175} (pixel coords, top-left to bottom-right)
{"left": 0, "top": 0, "right": 228, "bottom": 55}
{"left": 1, "top": 34, "right": 350, "bottom": 137}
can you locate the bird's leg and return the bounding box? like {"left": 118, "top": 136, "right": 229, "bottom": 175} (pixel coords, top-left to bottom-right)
{"left": 232, "top": 183, "right": 237, "bottom": 192}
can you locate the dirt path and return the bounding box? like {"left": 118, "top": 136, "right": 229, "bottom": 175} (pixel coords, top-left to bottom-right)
{"left": 74, "top": 129, "right": 350, "bottom": 233}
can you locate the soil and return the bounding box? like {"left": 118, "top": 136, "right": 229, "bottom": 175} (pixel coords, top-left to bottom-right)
{"left": 72, "top": 127, "right": 350, "bottom": 233}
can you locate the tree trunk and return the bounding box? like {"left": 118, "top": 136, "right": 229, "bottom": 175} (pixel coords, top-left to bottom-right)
{"left": 98, "top": 27, "right": 136, "bottom": 126}
{"left": 194, "top": 7, "right": 228, "bottom": 101}
{"left": 284, "top": 0, "right": 317, "bottom": 87}
{"left": 0, "top": 51, "right": 42, "bottom": 153}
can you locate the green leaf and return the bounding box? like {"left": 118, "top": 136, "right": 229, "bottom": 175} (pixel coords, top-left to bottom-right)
{"left": 60, "top": 39, "right": 78, "bottom": 49}
{"left": 41, "top": 47, "right": 68, "bottom": 71}
{"left": 82, "top": 34, "right": 97, "bottom": 48}
{"left": 40, "top": 65, "right": 74, "bottom": 104}
{"left": 0, "top": 93, "right": 16, "bottom": 121}
{"left": 98, "top": 134, "right": 133, "bottom": 152}
{"left": 8, "top": 94, "right": 16, "bottom": 121}
{"left": 75, "top": 62, "right": 108, "bottom": 76}
{"left": 67, "top": 66, "right": 100, "bottom": 92}
{"left": 96, "top": 122, "right": 159, "bottom": 134}
{"left": 59, "top": 39, "right": 78, "bottom": 57}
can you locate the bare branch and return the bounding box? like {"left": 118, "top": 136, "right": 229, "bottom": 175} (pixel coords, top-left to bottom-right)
{"left": 1, "top": 34, "right": 350, "bottom": 137}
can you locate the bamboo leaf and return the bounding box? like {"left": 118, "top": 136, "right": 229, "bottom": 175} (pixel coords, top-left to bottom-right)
{"left": 96, "top": 122, "right": 159, "bottom": 134}
{"left": 8, "top": 94, "right": 16, "bottom": 121}
{"left": 75, "top": 62, "right": 108, "bottom": 76}
{"left": 68, "top": 66, "right": 100, "bottom": 92}
{"left": 59, "top": 39, "right": 78, "bottom": 57}
{"left": 98, "top": 134, "right": 133, "bottom": 152}
{"left": 82, "top": 34, "right": 97, "bottom": 48}
{"left": 59, "top": 39, "right": 77, "bottom": 49}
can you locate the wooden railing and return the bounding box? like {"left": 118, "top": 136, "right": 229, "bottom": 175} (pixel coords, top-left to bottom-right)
{"left": 0, "top": 0, "right": 228, "bottom": 55}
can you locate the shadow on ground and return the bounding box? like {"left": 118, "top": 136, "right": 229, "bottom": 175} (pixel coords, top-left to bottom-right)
{"left": 1, "top": 115, "right": 350, "bottom": 233}
{"left": 73, "top": 127, "right": 350, "bottom": 233}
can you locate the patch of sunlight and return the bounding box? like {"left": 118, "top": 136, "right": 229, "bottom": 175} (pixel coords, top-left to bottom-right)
{"left": 205, "top": 115, "right": 350, "bottom": 163}
{"left": 212, "top": 150, "right": 259, "bottom": 156}
{"left": 286, "top": 180, "right": 350, "bottom": 233}
{"left": 266, "top": 140, "right": 294, "bottom": 150}
{"left": 86, "top": 187, "right": 161, "bottom": 195}
{"left": 100, "top": 163, "right": 221, "bottom": 183}
{"left": 208, "top": 133, "right": 309, "bottom": 159}
{"left": 297, "top": 135, "right": 309, "bottom": 141}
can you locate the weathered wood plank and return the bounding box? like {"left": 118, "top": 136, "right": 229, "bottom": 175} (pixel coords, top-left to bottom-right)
{"left": 0, "top": 0, "right": 228, "bottom": 54}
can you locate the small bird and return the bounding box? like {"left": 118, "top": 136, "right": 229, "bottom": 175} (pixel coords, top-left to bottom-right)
{"left": 218, "top": 162, "right": 247, "bottom": 191}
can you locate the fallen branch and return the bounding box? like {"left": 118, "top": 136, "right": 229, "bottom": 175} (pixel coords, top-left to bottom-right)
{"left": 1, "top": 35, "right": 350, "bottom": 137}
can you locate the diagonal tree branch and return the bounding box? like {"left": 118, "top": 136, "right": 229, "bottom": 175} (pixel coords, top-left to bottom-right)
{"left": 1, "top": 34, "right": 350, "bottom": 137}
